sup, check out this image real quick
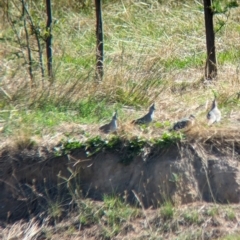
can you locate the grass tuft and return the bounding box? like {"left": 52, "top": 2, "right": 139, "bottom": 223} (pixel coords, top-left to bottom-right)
{"left": 160, "top": 201, "right": 174, "bottom": 220}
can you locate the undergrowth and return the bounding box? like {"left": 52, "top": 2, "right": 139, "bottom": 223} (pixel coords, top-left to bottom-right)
{"left": 0, "top": 0, "right": 240, "bottom": 239}
{"left": 0, "top": 0, "right": 239, "bottom": 140}
{"left": 54, "top": 132, "right": 183, "bottom": 162}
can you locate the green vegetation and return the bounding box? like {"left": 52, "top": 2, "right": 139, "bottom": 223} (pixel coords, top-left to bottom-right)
{"left": 0, "top": 0, "right": 239, "bottom": 140}
{"left": 55, "top": 135, "right": 121, "bottom": 156}
{"left": 119, "top": 136, "right": 147, "bottom": 165}
{"left": 222, "top": 234, "right": 240, "bottom": 240}
{"left": 155, "top": 132, "right": 184, "bottom": 147}
{"left": 207, "top": 205, "right": 219, "bottom": 217}
{"left": 160, "top": 201, "right": 175, "bottom": 220}
{"left": 1, "top": 0, "right": 240, "bottom": 239}
{"left": 183, "top": 210, "right": 202, "bottom": 225}
{"left": 101, "top": 195, "right": 139, "bottom": 238}
{"left": 55, "top": 133, "right": 182, "bottom": 163}
{"left": 225, "top": 206, "right": 236, "bottom": 221}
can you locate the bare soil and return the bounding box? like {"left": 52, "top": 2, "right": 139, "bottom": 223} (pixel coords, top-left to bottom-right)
{"left": 0, "top": 128, "right": 240, "bottom": 239}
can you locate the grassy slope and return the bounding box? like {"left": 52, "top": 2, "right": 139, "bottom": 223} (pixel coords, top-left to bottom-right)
{"left": 0, "top": 0, "right": 239, "bottom": 141}
{"left": 0, "top": 0, "right": 240, "bottom": 239}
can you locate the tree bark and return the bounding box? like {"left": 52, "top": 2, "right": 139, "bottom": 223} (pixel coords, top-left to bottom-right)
{"left": 203, "top": 0, "right": 217, "bottom": 80}
{"left": 22, "top": 0, "right": 34, "bottom": 86}
{"left": 23, "top": 5, "right": 45, "bottom": 81}
{"left": 46, "top": 0, "right": 53, "bottom": 79}
{"left": 95, "top": 0, "right": 104, "bottom": 80}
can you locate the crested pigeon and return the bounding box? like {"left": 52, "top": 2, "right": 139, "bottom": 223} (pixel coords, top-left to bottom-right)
{"left": 132, "top": 103, "right": 155, "bottom": 125}
{"left": 207, "top": 99, "right": 221, "bottom": 125}
{"left": 99, "top": 111, "right": 118, "bottom": 134}
{"left": 171, "top": 114, "right": 195, "bottom": 131}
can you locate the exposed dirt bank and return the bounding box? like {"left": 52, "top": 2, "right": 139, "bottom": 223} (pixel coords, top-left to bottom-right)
{"left": 0, "top": 130, "right": 240, "bottom": 224}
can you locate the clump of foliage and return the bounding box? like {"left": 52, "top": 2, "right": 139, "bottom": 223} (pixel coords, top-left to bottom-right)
{"left": 54, "top": 135, "right": 122, "bottom": 156}
{"left": 154, "top": 132, "right": 184, "bottom": 147}
{"left": 55, "top": 131, "right": 184, "bottom": 166}
{"left": 120, "top": 136, "right": 147, "bottom": 165}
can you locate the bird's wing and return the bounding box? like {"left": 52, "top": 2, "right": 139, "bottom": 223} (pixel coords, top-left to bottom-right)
{"left": 99, "top": 123, "right": 110, "bottom": 133}
{"left": 173, "top": 119, "right": 187, "bottom": 130}
{"left": 132, "top": 114, "right": 147, "bottom": 124}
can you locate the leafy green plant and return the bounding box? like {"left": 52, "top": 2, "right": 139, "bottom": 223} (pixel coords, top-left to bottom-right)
{"left": 212, "top": 0, "right": 238, "bottom": 14}
{"left": 169, "top": 172, "right": 180, "bottom": 183}
{"left": 84, "top": 136, "right": 107, "bottom": 156}
{"left": 155, "top": 132, "right": 183, "bottom": 148}
{"left": 127, "top": 137, "right": 146, "bottom": 154}
{"left": 55, "top": 135, "right": 122, "bottom": 157}
{"left": 85, "top": 135, "right": 122, "bottom": 156}
{"left": 55, "top": 138, "right": 83, "bottom": 156}
{"left": 56, "top": 132, "right": 184, "bottom": 161}
{"left": 211, "top": 0, "right": 239, "bottom": 35}
{"left": 120, "top": 137, "right": 147, "bottom": 165}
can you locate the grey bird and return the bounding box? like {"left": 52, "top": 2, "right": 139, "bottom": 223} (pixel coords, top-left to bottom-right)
{"left": 170, "top": 114, "right": 196, "bottom": 131}
{"left": 207, "top": 99, "right": 221, "bottom": 125}
{"left": 99, "top": 111, "right": 118, "bottom": 134}
{"left": 132, "top": 103, "right": 155, "bottom": 125}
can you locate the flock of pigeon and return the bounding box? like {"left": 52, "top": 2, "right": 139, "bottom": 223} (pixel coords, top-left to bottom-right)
{"left": 99, "top": 99, "right": 221, "bottom": 134}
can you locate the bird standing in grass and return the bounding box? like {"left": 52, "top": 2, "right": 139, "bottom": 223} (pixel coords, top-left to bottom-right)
{"left": 207, "top": 99, "right": 221, "bottom": 125}
{"left": 170, "top": 114, "right": 196, "bottom": 131}
{"left": 132, "top": 103, "right": 155, "bottom": 125}
{"left": 99, "top": 111, "right": 118, "bottom": 134}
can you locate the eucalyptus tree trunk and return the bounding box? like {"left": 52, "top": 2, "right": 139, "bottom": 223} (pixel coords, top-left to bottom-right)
{"left": 203, "top": 0, "right": 217, "bottom": 80}
{"left": 95, "top": 0, "right": 104, "bottom": 80}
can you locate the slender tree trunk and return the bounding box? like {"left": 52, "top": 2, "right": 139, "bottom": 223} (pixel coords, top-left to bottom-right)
{"left": 22, "top": 0, "right": 34, "bottom": 86}
{"left": 23, "top": 5, "right": 45, "bottom": 81}
{"left": 95, "top": 0, "right": 104, "bottom": 80}
{"left": 46, "top": 0, "right": 53, "bottom": 79}
{"left": 203, "top": 0, "right": 217, "bottom": 80}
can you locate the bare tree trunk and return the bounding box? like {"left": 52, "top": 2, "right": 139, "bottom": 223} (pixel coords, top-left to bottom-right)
{"left": 22, "top": 0, "right": 34, "bottom": 87}
{"left": 203, "top": 0, "right": 217, "bottom": 80}
{"left": 23, "top": 5, "right": 45, "bottom": 81}
{"left": 46, "top": 0, "right": 53, "bottom": 79}
{"left": 95, "top": 0, "right": 104, "bottom": 80}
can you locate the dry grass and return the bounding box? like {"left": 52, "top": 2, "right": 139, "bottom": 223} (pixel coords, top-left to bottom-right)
{"left": 1, "top": 202, "right": 240, "bottom": 239}
{"left": 0, "top": 1, "right": 240, "bottom": 239}
{"left": 0, "top": 218, "right": 44, "bottom": 240}
{"left": 1, "top": 1, "right": 240, "bottom": 114}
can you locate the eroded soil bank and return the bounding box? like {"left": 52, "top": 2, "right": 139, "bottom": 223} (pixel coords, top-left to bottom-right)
{"left": 0, "top": 135, "right": 240, "bottom": 223}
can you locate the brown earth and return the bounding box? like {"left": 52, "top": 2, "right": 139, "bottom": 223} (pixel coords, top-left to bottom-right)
{"left": 0, "top": 128, "right": 240, "bottom": 239}
{"left": 0, "top": 130, "right": 240, "bottom": 217}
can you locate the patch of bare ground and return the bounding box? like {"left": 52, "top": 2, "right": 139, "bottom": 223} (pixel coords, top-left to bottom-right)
{"left": 0, "top": 127, "right": 240, "bottom": 239}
